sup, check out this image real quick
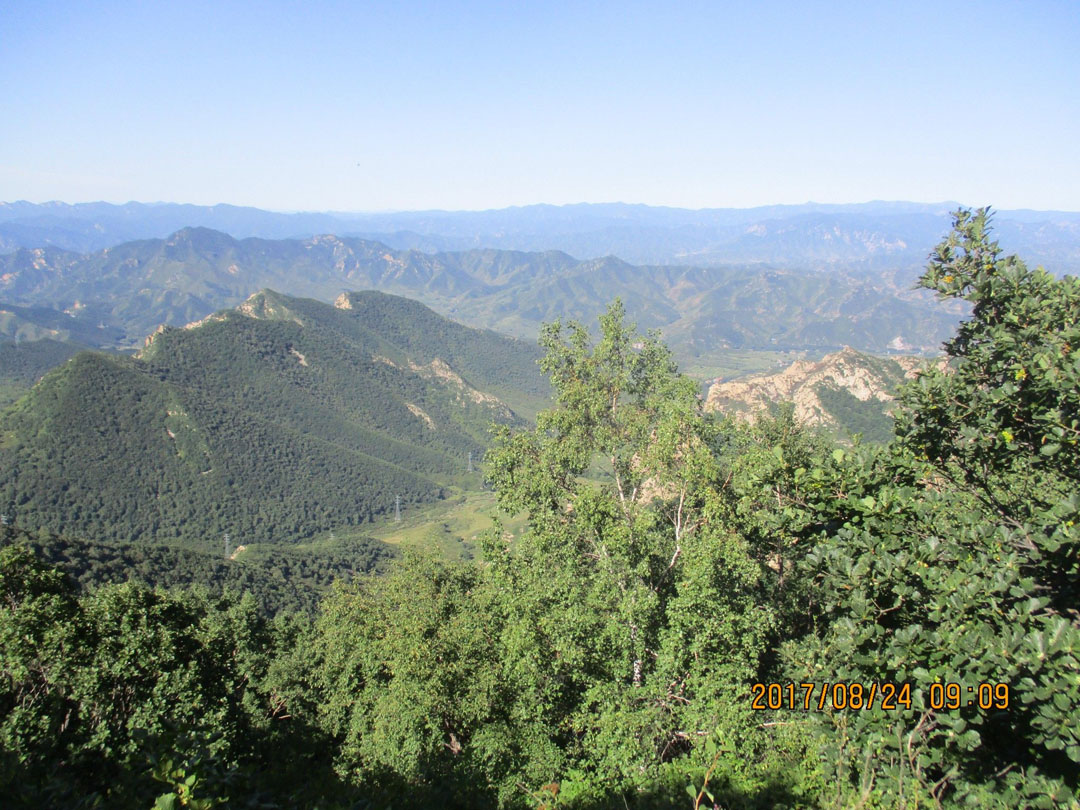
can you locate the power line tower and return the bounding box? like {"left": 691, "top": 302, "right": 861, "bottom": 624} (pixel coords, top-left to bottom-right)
{"left": 394, "top": 495, "right": 401, "bottom": 522}
{"left": 468, "top": 450, "right": 473, "bottom": 473}
{"left": 224, "top": 532, "right": 231, "bottom": 559}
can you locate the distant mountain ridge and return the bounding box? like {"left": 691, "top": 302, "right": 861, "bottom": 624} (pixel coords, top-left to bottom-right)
{"left": 0, "top": 226, "right": 964, "bottom": 356}
{"left": 0, "top": 289, "right": 541, "bottom": 545}
{"left": 2, "top": 199, "right": 1078, "bottom": 273}
{"left": 0, "top": 301, "right": 123, "bottom": 345}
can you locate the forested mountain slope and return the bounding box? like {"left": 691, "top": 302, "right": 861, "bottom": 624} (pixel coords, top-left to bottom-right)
{"left": 1, "top": 526, "right": 396, "bottom": 617}
{"left": 0, "top": 300, "right": 124, "bottom": 346}
{"left": 0, "top": 289, "right": 539, "bottom": 545}
{"left": 0, "top": 302, "right": 126, "bottom": 405}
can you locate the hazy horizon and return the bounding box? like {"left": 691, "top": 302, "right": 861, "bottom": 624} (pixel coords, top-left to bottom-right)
{"left": 3, "top": 1, "right": 1078, "bottom": 212}
{"left": 6, "top": 198, "right": 1080, "bottom": 217}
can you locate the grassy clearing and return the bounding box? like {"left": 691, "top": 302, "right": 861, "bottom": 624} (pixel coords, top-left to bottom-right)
{"left": 266, "top": 488, "right": 529, "bottom": 563}
{"left": 367, "top": 489, "right": 529, "bottom": 560}
{"left": 210, "top": 484, "right": 529, "bottom": 566}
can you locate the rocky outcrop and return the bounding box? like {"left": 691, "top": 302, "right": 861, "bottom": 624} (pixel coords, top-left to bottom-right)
{"left": 407, "top": 357, "right": 514, "bottom": 419}
{"left": 705, "top": 347, "right": 934, "bottom": 430}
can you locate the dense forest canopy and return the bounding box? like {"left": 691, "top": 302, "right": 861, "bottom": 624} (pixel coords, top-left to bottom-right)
{"left": 1, "top": 210, "right": 1077, "bottom": 808}
{"left": 1, "top": 525, "right": 396, "bottom": 617}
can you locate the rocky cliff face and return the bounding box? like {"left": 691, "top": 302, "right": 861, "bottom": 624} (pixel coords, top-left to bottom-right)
{"left": 705, "top": 347, "right": 938, "bottom": 439}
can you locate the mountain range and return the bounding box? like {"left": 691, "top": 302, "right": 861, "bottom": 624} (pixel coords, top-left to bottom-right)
{"left": 3, "top": 200, "right": 1079, "bottom": 274}
{"left": 0, "top": 226, "right": 965, "bottom": 361}
{"left": 0, "top": 290, "right": 543, "bottom": 546}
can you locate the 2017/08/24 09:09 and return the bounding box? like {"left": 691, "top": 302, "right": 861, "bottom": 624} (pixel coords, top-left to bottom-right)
{"left": 750, "top": 682, "right": 1011, "bottom": 711}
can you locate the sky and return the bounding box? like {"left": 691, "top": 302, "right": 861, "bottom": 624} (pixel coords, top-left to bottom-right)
{"left": 1, "top": 0, "right": 1078, "bottom": 212}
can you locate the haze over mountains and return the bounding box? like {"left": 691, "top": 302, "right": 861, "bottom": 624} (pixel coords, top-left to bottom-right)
{"left": 0, "top": 198, "right": 976, "bottom": 555}
{"left": 2, "top": 224, "right": 964, "bottom": 364}
{"left": 3, "top": 199, "right": 1079, "bottom": 273}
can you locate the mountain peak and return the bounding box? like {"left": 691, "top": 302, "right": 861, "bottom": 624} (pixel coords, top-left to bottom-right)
{"left": 164, "top": 226, "right": 237, "bottom": 251}
{"left": 235, "top": 289, "right": 302, "bottom": 323}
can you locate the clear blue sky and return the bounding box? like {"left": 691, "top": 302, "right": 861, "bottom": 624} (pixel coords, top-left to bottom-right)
{"left": 2, "top": 0, "right": 1078, "bottom": 211}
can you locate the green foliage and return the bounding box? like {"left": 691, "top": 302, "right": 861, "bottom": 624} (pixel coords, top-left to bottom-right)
{"left": 0, "top": 547, "right": 255, "bottom": 803}
{"left": 0, "top": 544, "right": 82, "bottom": 774}
{"left": 785, "top": 209, "right": 1080, "bottom": 807}
{"left": 479, "top": 301, "right": 800, "bottom": 802}
{"left": 899, "top": 207, "right": 1080, "bottom": 519}
{"left": 0, "top": 334, "right": 96, "bottom": 407}
{"left": 0, "top": 541, "right": 371, "bottom": 808}
{"left": 145, "top": 728, "right": 233, "bottom": 810}
{"left": 309, "top": 553, "right": 515, "bottom": 806}
{"left": 814, "top": 382, "right": 896, "bottom": 444}
{"left": 268, "top": 301, "right": 821, "bottom": 807}
{"left": 0, "top": 337, "right": 87, "bottom": 384}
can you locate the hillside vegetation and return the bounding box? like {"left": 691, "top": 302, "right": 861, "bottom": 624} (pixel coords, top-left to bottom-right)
{"left": 1, "top": 210, "right": 1077, "bottom": 808}
{"left": 0, "top": 302, "right": 125, "bottom": 405}
{"left": 1, "top": 526, "right": 396, "bottom": 617}
{"left": 0, "top": 289, "right": 541, "bottom": 545}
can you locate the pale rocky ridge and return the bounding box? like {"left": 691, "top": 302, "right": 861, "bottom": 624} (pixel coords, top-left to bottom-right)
{"left": 705, "top": 346, "right": 938, "bottom": 434}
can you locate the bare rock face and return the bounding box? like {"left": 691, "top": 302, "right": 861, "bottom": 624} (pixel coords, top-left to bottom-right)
{"left": 139, "top": 323, "right": 176, "bottom": 355}
{"left": 705, "top": 347, "right": 935, "bottom": 430}
{"left": 406, "top": 357, "right": 515, "bottom": 420}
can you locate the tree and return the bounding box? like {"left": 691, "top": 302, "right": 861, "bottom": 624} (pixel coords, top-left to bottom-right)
{"left": 308, "top": 552, "right": 512, "bottom": 806}
{"left": 0, "top": 544, "right": 83, "bottom": 796}
{"left": 0, "top": 543, "right": 283, "bottom": 807}
{"left": 786, "top": 209, "right": 1080, "bottom": 808}
{"left": 483, "top": 301, "right": 785, "bottom": 802}
{"left": 301, "top": 302, "right": 813, "bottom": 807}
